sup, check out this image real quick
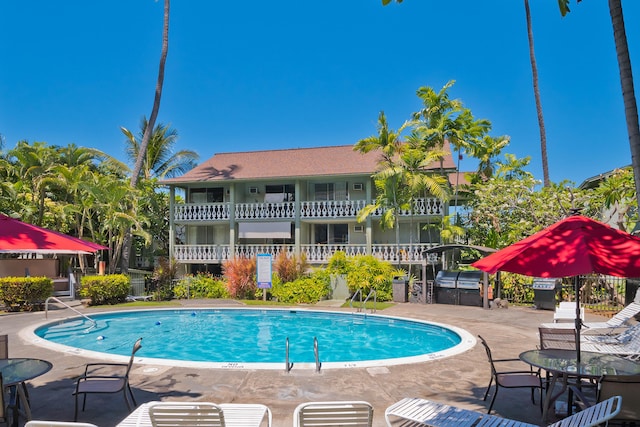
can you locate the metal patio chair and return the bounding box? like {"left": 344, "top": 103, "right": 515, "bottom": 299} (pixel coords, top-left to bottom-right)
{"left": 478, "top": 335, "right": 544, "bottom": 414}
{"left": 73, "top": 338, "right": 142, "bottom": 421}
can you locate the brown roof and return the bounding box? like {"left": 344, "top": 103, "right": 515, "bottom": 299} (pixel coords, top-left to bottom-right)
{"left": 162, "top": 143, "right": 455, "bottom": 184}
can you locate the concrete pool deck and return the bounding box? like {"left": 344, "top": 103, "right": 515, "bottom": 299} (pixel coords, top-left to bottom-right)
{"left": 1, "top": 300, "right": 614, "bottom": 426}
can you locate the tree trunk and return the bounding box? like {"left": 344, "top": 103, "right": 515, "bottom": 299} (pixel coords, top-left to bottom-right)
{"left": 122, "top": 0, "right": 171, "bottom": 272}
{"left": 524, "top": 0, "right": 550, "bottom": 187}
{"left": 609, "top": 0, "right": 640, "bottom": 226}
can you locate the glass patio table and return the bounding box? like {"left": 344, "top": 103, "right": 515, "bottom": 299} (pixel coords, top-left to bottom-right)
{"left": 0, "top": 358, "right": 53, "bottom": 426}
{"left": 519, "top": 349, "right": 640, "bottom": 421}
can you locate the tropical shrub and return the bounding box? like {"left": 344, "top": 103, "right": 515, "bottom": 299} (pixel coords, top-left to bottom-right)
{"left": 273, "top": 251, "right": 308, "bottom": 283}
{"left": 223, "top": 257, "right": 257, "bottom": 299}
{"left": 174, "top": 273, "right": 229, "bottom": 299}
{"left": 0, "top": 276, "right": 53, "bottom": 311}
{"left": 270, "top": 273, "right": 331, "bottom": 304}
{"left": 345, "top": 255, "right": 398, "bottom": 301}
{"left": 148, "top": 257, "right": 178, "bottom": 301}
{"left": 80, "top": 274, "right": 130, "bottom": 306}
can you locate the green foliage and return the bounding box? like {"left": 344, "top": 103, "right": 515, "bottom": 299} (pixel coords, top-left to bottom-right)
{"left": 173, "top": 273, "right": 229, "bottom": 299}
{"left": 80, "top": 274, "right": 130, "bottom": 306}
{"left": 223, "top": 257, "right": 257, "bottom": 299}
{"left": 0, "top": 276, "right": 53, "bottom": 311}
{"left": 327, "top": 251, "right": 350, "bottom": 274}
{"left": 270, "top": 274, "right": 331, "bottom": 304}
{"left": 148, "top": 257, "right": 179, "bottom": 301}
{"left": 325, "top": 252, "right": 397, "bottom": 302}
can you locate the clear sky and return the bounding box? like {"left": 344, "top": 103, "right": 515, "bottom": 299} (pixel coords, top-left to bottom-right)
{"left": 1, "top": 1, "right": 639, "bottom": 186}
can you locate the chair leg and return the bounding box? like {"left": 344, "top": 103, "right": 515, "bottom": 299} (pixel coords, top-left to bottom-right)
{"left": 74, "top": 393, "right": 80, "bottom": 422}
{"left": 483, "top": 378, "right": 493, "bottom": 401}
{"left": 126, "top": 383, "right": 137, "bottom": 407}
{"left": 487, "top": 386, "right": 498, "bottom": 414}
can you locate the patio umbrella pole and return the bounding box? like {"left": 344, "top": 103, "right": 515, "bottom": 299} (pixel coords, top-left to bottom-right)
{"left": 575, "top": 275, "right": 581, "bottom": 364}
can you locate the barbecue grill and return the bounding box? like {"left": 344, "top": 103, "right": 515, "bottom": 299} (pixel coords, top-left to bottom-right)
{"left": 434, "top": 270, "right": 484, "bottom": 306}
{"left": 434, "top": 270, "right": 458, "bottom": 305}
{"left": 457, "top": 270, "right": 483, "bottom": 307}
{"left": 532, "top": 277, "right": 562, "bottom": 310}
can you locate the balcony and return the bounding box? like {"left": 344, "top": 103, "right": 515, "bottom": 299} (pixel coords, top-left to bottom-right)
{"left": 173, "top": 243, "right": 436, "bottom": 264}
{"left": 173, "top": 198, "right": 443, "bottom": 222}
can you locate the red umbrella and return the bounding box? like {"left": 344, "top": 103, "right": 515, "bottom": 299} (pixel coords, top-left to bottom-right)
{"left": 471, "top": 214, "right": 640, "bottom": 362}
{"left": 472, "top": 215, "right": 640, "bottom": 278}
{"left": 0, "top": 214, "right": 108, "bottom": 254}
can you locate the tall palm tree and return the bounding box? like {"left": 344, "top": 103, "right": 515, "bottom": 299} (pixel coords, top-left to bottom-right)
{"left": 355, "top": 112, "right": 410, "bottom": 263}
{"left": 122, "top": 118, "right": 198, "bottom": 180}
{"left": 123, "top": 0, "right": 170, "bottom": 272}
{"left": 524, "top": 0, "right": 550, "bottom": 187}
{"left": 559, "top": 0, "right": 640, "bottom": 219}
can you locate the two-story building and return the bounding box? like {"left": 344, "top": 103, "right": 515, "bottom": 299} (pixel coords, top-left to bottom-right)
{"left": 160, "top": 143, "right": 458, "bottom": 279}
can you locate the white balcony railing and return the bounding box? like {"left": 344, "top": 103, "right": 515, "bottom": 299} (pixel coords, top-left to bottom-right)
{"left": 173, "top": 243, "right": 436, "bottom": 264}
{"left": 174, "top": 198, "right": 443, "bottom": 222}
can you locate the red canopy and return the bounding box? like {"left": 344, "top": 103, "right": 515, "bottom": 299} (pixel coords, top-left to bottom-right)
{"left": 471, "top": 215, "right": 640, "bottom": 278}
{"left": 0, "top": 214, "right": 108, "bottom": 255}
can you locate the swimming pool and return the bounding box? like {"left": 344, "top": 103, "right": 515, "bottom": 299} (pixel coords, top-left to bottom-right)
{"left": 30, "top": 308, "right": 476, "bottom": 369}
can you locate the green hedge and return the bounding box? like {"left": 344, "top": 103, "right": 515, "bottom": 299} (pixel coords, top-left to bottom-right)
{"left": 80, "top": 274, "right": 130, "bottom": 306}
{"left": 174, "top": 274, "right": 230, "bottom": 299}
{"left": 0, "top": 276, "right": 53, "bottom": 311}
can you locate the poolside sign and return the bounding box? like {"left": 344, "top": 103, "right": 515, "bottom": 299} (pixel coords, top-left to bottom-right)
{"left": 256, "top": 253, "right": 272, "bottom": 289}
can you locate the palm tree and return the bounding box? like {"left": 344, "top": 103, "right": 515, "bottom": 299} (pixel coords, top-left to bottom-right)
{"left": 122, "top": 118, "right": 198, "bottom": 180}
{"left": 355, "top": 112, "right": 410, "bottom": 264}
{"left": 123, "top": 0, "right": 170, "bottom": 272}
{"left": 466, "top": 134, "right": 511, "bottom": 182}
{"left": 524, "top": 0, "right": 550, "bottom": 187}
{"left": 559, "top": 0, "right": 640, "bottom": 221}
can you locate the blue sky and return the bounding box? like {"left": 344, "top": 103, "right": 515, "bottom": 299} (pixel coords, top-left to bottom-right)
{"left": 1, "top": 1, "right": 639, "bottom": 186}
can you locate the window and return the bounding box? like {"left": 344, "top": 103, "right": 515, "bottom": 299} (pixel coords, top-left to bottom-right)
{"left": 314, "top": 183, "right": 334, "bottom": 201}
{"left": 190, "top": 188, "right": 224, "bottom": 203}
{"left": 314, "top": 224, "right": 348, "bottom": 244}
{"left": 265, "top": 184, "right": 295, "bottom": 201}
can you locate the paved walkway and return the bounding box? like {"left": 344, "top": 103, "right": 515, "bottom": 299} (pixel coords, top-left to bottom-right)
{"left": 1, "top": 300, "right": 610, "bottom": 426}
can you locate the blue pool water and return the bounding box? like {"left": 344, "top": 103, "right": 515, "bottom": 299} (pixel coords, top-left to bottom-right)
{"left": 34, "top": 308, "right": 473, "bottom": 369}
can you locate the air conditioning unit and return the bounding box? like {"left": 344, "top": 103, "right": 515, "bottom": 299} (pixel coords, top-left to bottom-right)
{"left": 354, "top": 225, "right": 364, "bottom": 233}
{"left": 249, "top": 187, "right": 259, "bottom": 194}
{"left": 352, "top": 183, "right": 364, "bottom": 191}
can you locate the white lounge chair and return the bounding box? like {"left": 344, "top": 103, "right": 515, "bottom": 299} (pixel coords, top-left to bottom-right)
{"left": 541, "top": 301, "right": 640, "bottom": 331}
{"left": 116, "top": 401, "right": 272, "bottom": 427}
{"left": 293, "top": 401, "right": 374, "bottom": 427}
{"left": 148, "top": 402, "right": 225, "bottom": 427}
{"left": 385, "top": 396, "right": 622, "bottom": 427}
{"left": 25, "top": 422, "right": 99, "bottom": 427}
{"left": 582, "top": 322, "right": 640, "bottom": 345}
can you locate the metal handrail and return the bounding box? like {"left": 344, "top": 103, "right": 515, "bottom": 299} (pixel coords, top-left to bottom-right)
{"left": 363, "top": 289, "right": 377, "bottom": 313}
{"left": 285, "top": 337, "right": 293, "bottom": 373}
{"left": 45, "top": 296, "right": 97, "bottom": 328}
{"left": 314, "top": 337, "right": 321, "bottom": 373}
{"left": 349, "top": 289, "right": 363, "bottom": 312}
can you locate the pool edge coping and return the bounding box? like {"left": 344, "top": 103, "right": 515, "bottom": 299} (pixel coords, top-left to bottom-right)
{"left": 22, "top": 306, "right": 477, "bottom": 370}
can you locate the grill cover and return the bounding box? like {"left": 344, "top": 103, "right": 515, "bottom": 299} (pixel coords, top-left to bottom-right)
{"left": 456, "top": 271, "right": 482, "bottom": 290}
{"left": 532, "top": 278, "right": 561, "bottom": 290}
{"left": 435, "top": 270, "right": 458, "bottom": 288}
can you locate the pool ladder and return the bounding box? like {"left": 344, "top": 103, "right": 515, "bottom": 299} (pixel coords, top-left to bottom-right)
{"left": 349, "top": 288, "right": 377, "bottom": 313}
{"left": 285, "top": 337, "right": 321, "bottom": 373}
{"left": 45, "top": 296, "right": 97, "bottom": 327}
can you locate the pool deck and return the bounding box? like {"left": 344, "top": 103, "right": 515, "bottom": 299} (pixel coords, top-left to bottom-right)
{"left": 1, "top": 300, "right": 614, "bottom": 426}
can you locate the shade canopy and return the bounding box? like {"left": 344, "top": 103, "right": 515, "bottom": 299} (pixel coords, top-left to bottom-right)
{"left": 471, "top": 215, "right": 640, "bottom": 278}
{"left": 0, "top": 214, "right": 108, "bottom": 255}
{"left": 238, "top": 222, "right": 291, "bottom": 239}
